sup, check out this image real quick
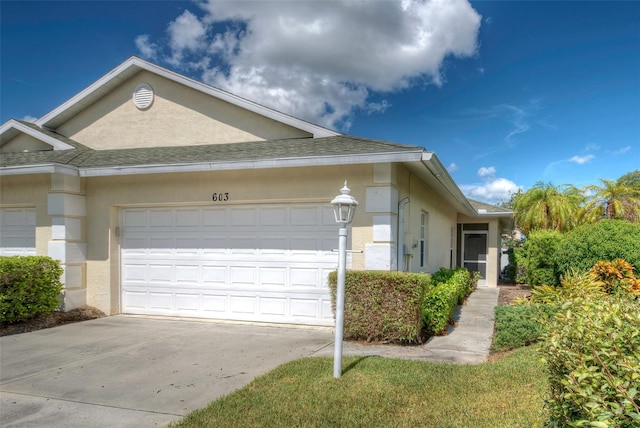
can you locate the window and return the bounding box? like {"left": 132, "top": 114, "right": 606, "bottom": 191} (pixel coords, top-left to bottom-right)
{"left": 420, "top": 211, "right": 429, "bottom": 268}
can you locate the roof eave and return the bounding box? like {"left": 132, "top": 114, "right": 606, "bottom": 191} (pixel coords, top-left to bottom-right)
{"left": 35, "top": 56, "right": 340, "bottom": 138}
{"left": 0, "top": 163, "right": 79, "bottom": 176}
{"left": 417, "top": 152, "right": 478, "bottom": 217}
{"left": 0, "top": 120, "right": 75, "bottom": 151}
{"left": 78, "top": 150, "right": 424, "bottom": 177}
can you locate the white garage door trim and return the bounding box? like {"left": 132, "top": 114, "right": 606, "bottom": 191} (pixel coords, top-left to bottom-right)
{"left": 121, "top": 204, "right": 341, "bottom": 325}
{"left": 0, "top": 207, "right": 36, "bottom": 256}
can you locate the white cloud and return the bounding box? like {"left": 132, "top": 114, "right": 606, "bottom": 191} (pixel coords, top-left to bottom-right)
{"left": 136, "top": 0, "right": 481, "bottom": 130}
{"left": 477, "top": 166, "right": 496, "bottom": 177}
{"left": 462, "top": 99, "right": 546, "bottom": 156}
{"left": 135, "top": 35, "right": 159, "bottom": 60}
{"left": 22, "top": 115, "right": 37, "bottom": 123}
{"left": 447, "top": 163, "right": 459, "bottom": 172}
{"left": 459, "top": 167, "right": 522, "bottom": 203}
{"left": 613, "top": 145, "right": 631, "bottom": 155}
{"left": 569, "top": 154, "right": 595, "bottom": 165}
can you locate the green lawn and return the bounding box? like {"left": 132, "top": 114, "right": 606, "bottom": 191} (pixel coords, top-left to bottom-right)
{"left": 172, "top": 346, "right": 547, "bottom": 428}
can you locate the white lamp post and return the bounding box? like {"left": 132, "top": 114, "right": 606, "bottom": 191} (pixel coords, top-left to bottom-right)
{"left": 330, "top": 181, "right": 358, "bottom": 379}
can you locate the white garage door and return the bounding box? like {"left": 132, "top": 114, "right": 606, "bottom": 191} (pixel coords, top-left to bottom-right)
{"left": 0, "top": 207, "right": 36, "bottom": 256}
{"left": 121, "top": 204, "right": 340, "bottom": 325}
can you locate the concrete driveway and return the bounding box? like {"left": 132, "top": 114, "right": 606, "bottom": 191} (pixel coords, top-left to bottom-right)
{"left": 1, "top": 317, "right": 334, "bottom": 427}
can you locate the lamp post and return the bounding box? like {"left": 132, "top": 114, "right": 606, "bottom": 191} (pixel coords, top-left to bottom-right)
{"left": 330, "top": 181, "right": 358, "bottom": 379}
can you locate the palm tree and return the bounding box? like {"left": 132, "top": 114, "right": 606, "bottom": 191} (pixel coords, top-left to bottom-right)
{"left": 512, "top": 182, "right": 584, "bottom": 234}
{"left": 581, "top": 179, "right": 640, "bottom": 223}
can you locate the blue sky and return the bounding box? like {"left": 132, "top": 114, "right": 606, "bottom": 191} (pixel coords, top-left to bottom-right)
{"left": 2, "top": 1, "right": 639, "bottom": 203}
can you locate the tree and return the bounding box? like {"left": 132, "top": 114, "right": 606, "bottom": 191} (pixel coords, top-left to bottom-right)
{"left": 617, "top": 169, "right": 640, "bottom": 189}
{"left": 512, "top": 182, "right": 583, "bottom": 234}
{"left": 581, "top": 178, "right": 640, "bottom": 223}
{"left": 616, "top": 170, "right": 640, "bottom": 222}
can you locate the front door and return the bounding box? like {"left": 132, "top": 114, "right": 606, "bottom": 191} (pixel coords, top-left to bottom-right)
{"left": 462, "top": 232, "right": 487, "bottom": 286}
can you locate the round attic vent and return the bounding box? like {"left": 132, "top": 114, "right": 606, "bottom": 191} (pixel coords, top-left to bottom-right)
{"left": 133, "top": 83, "right": 154, "bottom": 110}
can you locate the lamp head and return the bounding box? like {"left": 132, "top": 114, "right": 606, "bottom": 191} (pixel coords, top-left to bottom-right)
{"left": 331, "top": 181, "right": 359, "bottom": 225}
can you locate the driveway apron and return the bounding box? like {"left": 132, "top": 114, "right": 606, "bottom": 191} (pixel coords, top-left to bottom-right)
{"left": 0, "top": 317, "right": 334, "bottom": 428}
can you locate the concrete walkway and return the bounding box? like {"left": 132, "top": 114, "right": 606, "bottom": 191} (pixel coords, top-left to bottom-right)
{"left": 313, "top": 286, "right": 500, "bottom": 364}
{"left": 1, "top": 288, "right": 498, "bottom": 427}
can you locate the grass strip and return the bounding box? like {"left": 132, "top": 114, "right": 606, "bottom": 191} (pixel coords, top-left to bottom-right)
{"left": 172, "top": 345, "right": 547, "bottom": 428}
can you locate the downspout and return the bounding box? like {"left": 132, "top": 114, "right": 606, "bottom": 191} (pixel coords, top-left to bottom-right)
{"left": 397, "top": 197, "right": 410, "bottom": 271}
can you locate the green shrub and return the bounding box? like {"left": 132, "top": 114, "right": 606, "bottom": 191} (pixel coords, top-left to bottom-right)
{"left": 422, "top": 268, "right": 474, "bottom": 335}
{"left": 530, "top": 269, "right": 606, "bottom": 305}
{"left": 556, "top": 220, "right": 640, "bottom": 275}
{"left": 492, "top": 303, "right": 557, "bottom": 351}
{"left": 328, "top": 270, "right": 432, "bottom": 344}
{"left": 1, "top": 256, "right": 64, "bottom": 324}
{"left": 520, "top": 230, "right": 563, "bottom": 286}
{"left": 540, "top": 294, "right": 640, "bottom": 427}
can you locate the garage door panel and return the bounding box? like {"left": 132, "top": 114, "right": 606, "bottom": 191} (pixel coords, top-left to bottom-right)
{"left": 123, "top": 290, "right": 147, "bottom": 309}
{"left": 149, "top": 210, "right": 173, "bottom": 227}
{"left": 122, "top": 263, "right": 147, "bottom": 282}
{"left": 148, "top": 265, "right": 172, "bottom": 283}
{"left": 290, "top": 299, "right": 320, "bottom": 319}
{"left": 290, "top": 269, "right": 319, "bottom": 287}
{"left": 202, "top": 266, "right": 226, "bottom": 284}
{"left": 259, "top": 298, "right": 286, "bottom": 316}
{"left": 230, "top": 267, "right": 256, "bottom": 285}
{"left": 175, "top": 209, "right": 200, "bottom": 226}
{"left": 175, "top": 265, "right": 199, "bottom": 284}
{"left": 260, "top": 207, "right": 288, "bottom": 226}
{"left": 202, "top": 294, "right": 226, "bottom": 313}
{"left": 229, "top": 295, "right": 256, "bottom": 314}
{"left": 149, "top": 292, "right": 172, "bottom": 310}
{"left": 121, "top": 204, "right": 338, "bottom": 325}
{"left": 260, "top": 268, "right": 286, "bottom": 286}
{"left": 202, "top": 208, "right": 227, "bottom": 226}
{"left": 175, "top": 293, "right": 199, "bottom": 311}
{"left": 230, "top": 208, "right": 257, "bottom": 226}
{"left": 0, "top": 207, "right": 36, "bottom": 256}
{"left": 123, "top": 210, "right": 147, "bottom": 227}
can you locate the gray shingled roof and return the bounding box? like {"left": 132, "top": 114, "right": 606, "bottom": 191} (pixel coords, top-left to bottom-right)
{"left": 1, "top": 135, "right": 423, "bottom": 169}
{"left": 468, "top": 198, "right": 513, "bottom": 215}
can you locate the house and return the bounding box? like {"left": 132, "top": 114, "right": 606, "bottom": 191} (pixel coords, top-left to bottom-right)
{"left": 0, "top": 57, "right": 513, "bottom": 326}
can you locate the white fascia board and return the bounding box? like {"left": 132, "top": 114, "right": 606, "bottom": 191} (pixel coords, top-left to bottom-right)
{"left": 35, "top": 59, "right": 138, "bottom": 128}
{"left": 421, "top": 151, "right": 477, "bottom": 217}
{"left": 0, "top": 164, "right": 79, "bottom": 176}
{"left": 0, "top": 120, "right": 74, "bottom": 151}
{"left": 79, "top": 151, "right": 423, "bottom": 177}
{"left": 477, "top": 211, "right": 514, "bottom": 218}
{"left": 36, "top": 56, "right": 340, "bottom": 139}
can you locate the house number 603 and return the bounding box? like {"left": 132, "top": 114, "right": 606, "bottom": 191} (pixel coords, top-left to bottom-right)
{"left": 212, "top": 192, "right": 229, "bottom": 202}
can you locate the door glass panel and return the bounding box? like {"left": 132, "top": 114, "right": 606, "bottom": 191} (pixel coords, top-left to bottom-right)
{"left": 464, "top": 262, "right": 487, "bottom": 278}
{"left": 464, "top": 233, "right": 487, "bottom": 261}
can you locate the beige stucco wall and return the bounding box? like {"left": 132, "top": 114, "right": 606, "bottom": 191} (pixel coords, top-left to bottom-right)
{"left": 84, "top": 165, "right": 372, "bottom": 314}
{"left": 1, "top": 133, "right": 52, "bottom": 153}
{"left": 396, "top": 166, "right": 459, "bottom": 274}
{"left": 0, "top": 174, "right": 52, "bottom": 254}
{"left": 57, "top": 71, "right": 313, "bottom": 150}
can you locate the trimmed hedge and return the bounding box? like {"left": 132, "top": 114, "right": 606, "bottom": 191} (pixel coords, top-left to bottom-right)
{"left": 422, "top": 268, "right": 474, "bottom": 335}
{"left": 1, "top": 256, "right": 64, "bottom": 324}
{"left": 540, "top": 294, "right": 640, "bottom": 426}
{"left": 328, "top": 270, "right": 432, "bottom": 344}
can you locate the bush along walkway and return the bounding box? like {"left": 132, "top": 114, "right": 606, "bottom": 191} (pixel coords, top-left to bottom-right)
{"left": 313, "top": 287, "right": 499, "bottom": 364}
